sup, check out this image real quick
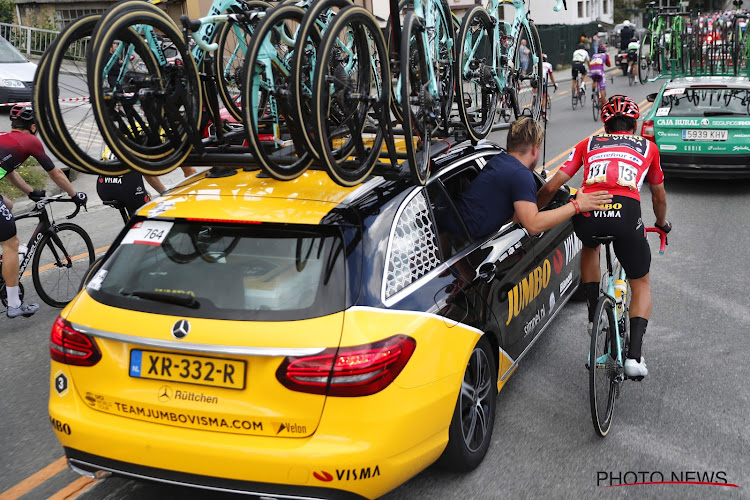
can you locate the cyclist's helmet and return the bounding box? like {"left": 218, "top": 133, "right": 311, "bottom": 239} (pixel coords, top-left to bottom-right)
{"left": 10, "top": 105, "right": 34, "bottom": 130}
{"left": 601, "top": 94, "right": 640, "bottom": 123}
{"left": 542, "top": 53, "right": 548, "bottom": 62}
{"left": 598, "top": 45, "right": 607, "bottom": 53}
{"left": 578, "top": 43, "right": 585, "bottom": 49}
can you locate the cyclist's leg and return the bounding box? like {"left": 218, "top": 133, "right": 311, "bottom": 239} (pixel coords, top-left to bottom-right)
{"left": 610, "top": 197, "right": 652, "bottom": 369}
{"left": 573, "top": 213, "right": 604, "bottom": 324}
{"left": 1, "top": 198, "right": 37, "bottom": 315}
{"left": 571, "top": 65, "right": 577, "bottom": 92}
{"left": 122, "top": 171, "right": 151, "bottom": 215}
{"left": 597, "top": 71, "right": 607, "bottom": 102}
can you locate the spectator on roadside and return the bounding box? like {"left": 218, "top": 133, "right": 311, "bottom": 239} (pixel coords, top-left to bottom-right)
{"left": 592, "top": 34, "right": 600, "bottom": 55}
{"left": 519, "top": 39, "right": 530, "bottom": 74}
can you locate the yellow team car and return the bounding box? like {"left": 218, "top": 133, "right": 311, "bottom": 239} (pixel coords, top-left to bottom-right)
{"left": 49, "top": 142, "right": 583, "bottom": 499}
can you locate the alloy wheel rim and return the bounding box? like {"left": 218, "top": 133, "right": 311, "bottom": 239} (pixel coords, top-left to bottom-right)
{"left": 460, "top": 347, "right": 492, "bottom": 452}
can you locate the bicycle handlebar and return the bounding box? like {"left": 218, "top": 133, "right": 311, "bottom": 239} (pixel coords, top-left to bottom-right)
{"left": 645, "top": 227, "right": 668, "bottom": 255}
{"left": 553, "top": 0, "right": 567, "bottom": 12}
{"left": 33, "top": 194, "right": 85, "bottom": 220}
{"left": 180, "top": 14, "right": 241, "bottom": 52}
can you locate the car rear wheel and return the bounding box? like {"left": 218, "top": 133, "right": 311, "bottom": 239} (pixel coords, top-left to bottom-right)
{"left": 437, "top": 335, "right": 497, "bottom": 472}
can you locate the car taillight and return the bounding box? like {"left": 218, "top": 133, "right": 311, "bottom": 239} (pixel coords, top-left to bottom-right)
{"left": 642, "top": 120, "right": 655, "bottom": 142}
{"left": 276, "top": 335, "right": 416, "bottom": 397}
{"left": 50, "top": 317, "right": 101, "bottom": 366}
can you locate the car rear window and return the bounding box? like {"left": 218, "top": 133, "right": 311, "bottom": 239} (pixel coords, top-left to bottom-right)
{"left": 659, "top": 88, "right": 750, "bottom": 117}
{"left": 86, "top": 221, "right": 348, "bottom": 321}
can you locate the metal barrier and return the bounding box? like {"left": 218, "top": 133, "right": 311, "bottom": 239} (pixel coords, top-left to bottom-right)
{"left": 0, "top": 22, "right": 59, "bottom": 58}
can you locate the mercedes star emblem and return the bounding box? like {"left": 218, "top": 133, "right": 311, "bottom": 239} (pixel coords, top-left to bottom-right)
{"left": 158, "top": 385, "right": 173, "bottom": 402}
{"left": 172, "top": 319, "right": 190, "bottom": 339}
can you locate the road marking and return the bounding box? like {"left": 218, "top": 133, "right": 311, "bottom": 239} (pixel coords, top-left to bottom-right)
{"left": 21, "top": 246, "right": 110, "bottom": 278}
{"left": 540, "top": 98, "right": 653, "bottom": 177}
{"left": 47, "top": 476, "right": 99, "bottom": 500}
{"left": 0, "top": 457, "right": 67, "bottom": 500}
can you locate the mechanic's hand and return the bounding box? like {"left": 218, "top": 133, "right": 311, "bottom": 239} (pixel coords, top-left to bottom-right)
{"left": 28, "top": 189, "right": 46, "bottom": 201}
{"left": 655, "top": 220, "right": 672, "bottom": 233}
{"left": 574, "top": 190, "right": 612, "bottom": 213}
{"left": 73, "top": 192, "right": 88, "bottom": 207}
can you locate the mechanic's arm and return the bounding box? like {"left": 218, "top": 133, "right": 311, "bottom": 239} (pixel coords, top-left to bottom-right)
{"left": 48, "top": 167, "right": 76, "bottom": 196}
{"left": 649, "top": 182, "right": 668, "bottom": 226}
{"left": 515, "top": 189, "right": 612, "bottom": 235}
{"left": 549, "top": 73, "right": 557, "bottom": 87}
{"left": 536, "top": 171, "right": 572, "bottom": 208}
{"left": 5, "top": 171, "right": 34, "bottom": 196}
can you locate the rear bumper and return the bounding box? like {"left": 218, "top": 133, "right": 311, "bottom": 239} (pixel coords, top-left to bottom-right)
{"left": 660, "top": 153, "right": 750, "bottom": 178}
{"left": 66, "top": 448, "right": 365, "bottom": 500}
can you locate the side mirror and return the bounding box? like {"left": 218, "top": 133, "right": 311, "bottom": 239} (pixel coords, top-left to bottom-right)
{"left": 647, "top": 93, "right": 658, "bottom": 102}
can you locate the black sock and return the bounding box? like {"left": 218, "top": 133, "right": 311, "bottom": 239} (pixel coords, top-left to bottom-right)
{"left": 583, "top": 282, "right": 600, "bottom": 322}
{"left": 628, "top": 317, "right": 648, "bottom": 360}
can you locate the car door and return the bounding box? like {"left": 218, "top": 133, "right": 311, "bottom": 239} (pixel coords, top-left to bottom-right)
{"left": 527, "top": 172, "right": 583, "bottom": 336}
{"left": 432, "top": 155, "right": 539, "bottom": 362}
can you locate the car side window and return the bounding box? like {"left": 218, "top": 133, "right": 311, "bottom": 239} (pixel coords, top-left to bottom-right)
{"left": 383, "top": 190, "right": 441, "bottom": 300}
{"left": 427, "top": 177, "right": 473, "bottom": 260}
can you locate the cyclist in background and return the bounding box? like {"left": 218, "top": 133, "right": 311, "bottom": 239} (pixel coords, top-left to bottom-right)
{"left": 571, "top": 43, "right": 590, "bottom": 94}
{"left": 542, "top": 53, "right": 558, "bottom": 111}
{"left": 627, "top": 37, "right": 640, "bottom": 76}
{"left": 0, "top": 105, "right": 87, "bottom": 319}
{"left": 537, "top": 95, "right": 671, "bottom": 379}
{"left": 589, "top": 45, "right": 611, "bottom": 104}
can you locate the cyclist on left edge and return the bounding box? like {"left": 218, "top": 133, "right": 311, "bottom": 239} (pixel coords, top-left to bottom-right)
{"left": 589, "top": 45, "right": 611, "bottom": 105}
{"left": 0, "top": 105, "right": 87, "bottom": 319}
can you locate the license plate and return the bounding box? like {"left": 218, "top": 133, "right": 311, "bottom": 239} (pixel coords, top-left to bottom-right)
{"left": 682, "top": 129, "right": 727, "bottom": 141}
{"left": 129, "top": 350, "right": 246, "bottom": 390}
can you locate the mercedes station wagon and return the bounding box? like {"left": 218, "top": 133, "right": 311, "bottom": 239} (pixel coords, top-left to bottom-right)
{"left": 49, "top": 142, "right": 584, "bottom": 499}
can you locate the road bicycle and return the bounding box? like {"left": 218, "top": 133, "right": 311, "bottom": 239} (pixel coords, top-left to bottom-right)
{"left": 591, "top": 78, "right": 601, "bottom": 121}
{"left": 571, "top": 73, "right": 585, "bottom": 110}
{"left": 0, "top": 195, "right": 95, "bottom": 309}
{"left": 588, "top": 227, "right": 667, "bottom": 437}
{"left": 454, "top": 0, "right": 561, "bottom": 142}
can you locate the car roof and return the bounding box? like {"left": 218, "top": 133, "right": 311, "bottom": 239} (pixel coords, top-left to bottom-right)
{"left": 666, "top": 76, "right": 750, "bottom": 90}
{"left": 135, "top": 141, "right": 503, "bottom": 225}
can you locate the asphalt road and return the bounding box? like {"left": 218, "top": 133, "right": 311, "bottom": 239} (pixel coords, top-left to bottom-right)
{"left": 2, "top": 71, "right": 749, "bottom": 500}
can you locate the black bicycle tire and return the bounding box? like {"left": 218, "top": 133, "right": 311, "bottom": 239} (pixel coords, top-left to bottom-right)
{"left": 572, "top": 85, "right": 578, "bottom": 110}
{"left": 638, "top": 30, "right": 652, "bottom": 84}
{"left": 454, "top": 5, "right": 495, "bottom": 143}
{"left": 312, "top": 6, "right": 387, "bottom": 187}
{"left": 400, "top": 12, "right": 433, "bottom": 185}
{"left": 88, "top": 4, "right": 201, "bottom": 174}
{"left": 291, "top": 0, "right": 353, "bottom": 158}
{"left": 43, "top": 14, "right": 133, "bottom": 176}
{"left": 31, "top": 223, "right": 95, "bottom": 308}
{"left": 241, "top": 4, "right": 314, "bottom": 181}
{"left": 589, "top": 294, "right": 617, "bottom": 437}
{"left": 509, "top": 21, "right": 543, "bottom": 121}
{"left": 214, "top": 1, "right": 272, "bottom": 122}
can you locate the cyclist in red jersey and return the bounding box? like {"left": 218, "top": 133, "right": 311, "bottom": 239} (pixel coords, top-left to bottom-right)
{"left": 538, "top": 95, "right": 671, "bottom": 379}
{"left": 0, "top": 105, "right": 87, "bottom": 319}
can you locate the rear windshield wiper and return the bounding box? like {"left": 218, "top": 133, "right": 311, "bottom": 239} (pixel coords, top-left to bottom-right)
{"left": 121, "top": 290, "right": 200, "bottom": 308}
{"left": 703, "top": 111, "right": 745, "bottom": 116}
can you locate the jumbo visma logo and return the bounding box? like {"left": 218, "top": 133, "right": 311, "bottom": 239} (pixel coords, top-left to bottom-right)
{"left": 507, "top": 260, "right": 551, "bottom": 325}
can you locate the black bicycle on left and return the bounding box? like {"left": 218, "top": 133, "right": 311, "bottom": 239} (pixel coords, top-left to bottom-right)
{"left": 0, "top": 195, "right": 94, "bottom": 308}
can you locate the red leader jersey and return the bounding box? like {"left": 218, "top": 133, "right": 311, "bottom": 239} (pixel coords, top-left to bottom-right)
{"left": 560, "top": 132, "right": 664, "bottom": 202}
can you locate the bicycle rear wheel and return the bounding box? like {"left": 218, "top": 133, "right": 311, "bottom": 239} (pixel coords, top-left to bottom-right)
{"left": 32, "top": 223, "right": 95, "bottom": 308}
{"left": 589, "top": 294, "right": 618, "bottom": 437}
{"left": 455, "top": 5, "right": 496, "bottom": 142}
{"left": 571, "top": 86, "right": 578, "bottom": 109}
{"left": 313, "top": 6, "right": 388, "bottom": 187}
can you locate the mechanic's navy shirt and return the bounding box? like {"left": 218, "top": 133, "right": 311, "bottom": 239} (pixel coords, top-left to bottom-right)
{"left": 456, "top": 151, "right": 537, "bottom": 239}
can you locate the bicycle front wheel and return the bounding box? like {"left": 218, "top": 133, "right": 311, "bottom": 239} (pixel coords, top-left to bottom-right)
{"left": 589, "top": 294, "right": 618, "bottom": 437}
{"left": 32, "top": 223, "right": 96, "bottom": 308}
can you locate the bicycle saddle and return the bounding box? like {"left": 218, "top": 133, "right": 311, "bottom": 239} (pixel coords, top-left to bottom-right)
{"left": 103, "top": 200, "right": 124, "bottom": 210}
{"left": 591, "top": 235, "right": 616, "bottom": 245}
